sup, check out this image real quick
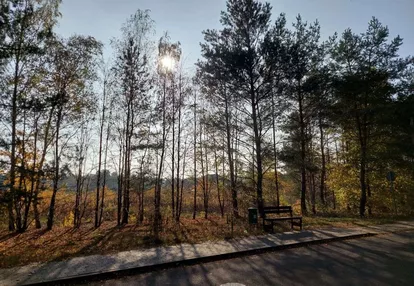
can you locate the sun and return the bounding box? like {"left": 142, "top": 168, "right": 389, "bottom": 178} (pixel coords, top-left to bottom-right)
{"left": 161, "top": 55, "right": 175, "bottom": 71}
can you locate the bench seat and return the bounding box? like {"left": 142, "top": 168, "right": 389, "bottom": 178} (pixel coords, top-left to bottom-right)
{"left": 262, "top": 206, "right": 302, "bottom": 232}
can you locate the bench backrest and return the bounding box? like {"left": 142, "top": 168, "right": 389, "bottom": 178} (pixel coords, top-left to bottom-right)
{"left": 263, "top": 206, "right": 292, "bottom": 217}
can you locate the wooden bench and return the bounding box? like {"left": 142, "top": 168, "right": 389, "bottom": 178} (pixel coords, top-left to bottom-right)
{"left": 262, "top": 206, "right": 302, "bottom": 232}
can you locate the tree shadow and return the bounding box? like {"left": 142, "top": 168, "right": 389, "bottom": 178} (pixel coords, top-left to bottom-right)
{"left": 0, "top": 232, "right": 20, "bottom": 243}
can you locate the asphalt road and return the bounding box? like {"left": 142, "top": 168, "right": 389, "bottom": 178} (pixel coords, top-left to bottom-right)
{"left": 85, "top": 231, "right": 414, "bottom": 286}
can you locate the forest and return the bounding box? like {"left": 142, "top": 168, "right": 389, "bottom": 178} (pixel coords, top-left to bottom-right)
{"left": 0, "top": 0, "right": 413, "bottom": 247}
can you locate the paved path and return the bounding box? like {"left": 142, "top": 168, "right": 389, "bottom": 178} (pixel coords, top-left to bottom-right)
{"left": 93, "top": 230, "right": 414, "bottom": 286}
{"left": 0, "top": 221, "right": 413, "bottom": 286}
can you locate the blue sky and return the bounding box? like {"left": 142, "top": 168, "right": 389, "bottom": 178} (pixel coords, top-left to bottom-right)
{"left": 56, "top": 0, "right": 413, "bottom": 67}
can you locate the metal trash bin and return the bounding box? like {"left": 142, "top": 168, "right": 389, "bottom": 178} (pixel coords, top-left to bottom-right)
{"left": 248, "top": 207, "right": 258, "bottom": 224}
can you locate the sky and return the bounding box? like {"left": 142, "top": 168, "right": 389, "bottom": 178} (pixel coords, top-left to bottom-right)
{"left": 54, "top": 0, "right": 413, "bottom": 174}
{"left": 56, "top": 0, "right": 413, "bottom": 68}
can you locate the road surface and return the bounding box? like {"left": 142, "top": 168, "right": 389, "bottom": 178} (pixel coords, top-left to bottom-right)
{"left": 85, "top": 230, "right": 414, "bottom": 286}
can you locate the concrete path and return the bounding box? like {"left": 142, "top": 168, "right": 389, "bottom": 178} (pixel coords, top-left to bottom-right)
{"left": 1, "top": 221, "right": 413, "bottom": 286}
{"left": 91, "top": 230, "right": 414, "bottom": 286}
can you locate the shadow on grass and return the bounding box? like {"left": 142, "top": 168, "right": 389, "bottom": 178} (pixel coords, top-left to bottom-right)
{"left": 4, "top": 214, "right": 408, "bottom": 269}
{"left": 0, "top": 232, "right": 20, "bottom": 243}
{"left": 54, "top": 226, "right": 120, "bottom": 261}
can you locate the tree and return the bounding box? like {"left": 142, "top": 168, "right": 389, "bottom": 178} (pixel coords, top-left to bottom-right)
{"left": 330, "top": 17, "right": 411, "bottom": 216}
{"left": 99, "top": 63, "right": 115, "bottom": 226}
{"left": 198, "top": 100, "right": 209, "bottom": 219}
{"left": 0, "top": 0, "right": 61, "bottom": 232}
{"left": 197, "top": 33, "right": 241, "bottom": 217}
{"left": 282, "top": 15, "right": 322, "bottom": 215}
{"left": 94, "top": 59, "right": 112, "bottom": 228}
{"left": 153, "top": 32, "right": 180, "bottom": 237}
{"left": 192, "top": 88, "right": 197, "bottom": 219}
{"left": 262, "top": 13, "right": 291, "bottom": 207}
{"left": 199, "top": 0, "right": 275, "bottom": 216}
{"left": 304, "top": 67, "right": 334, "bottom": 207}
{"left": 112, "top": 10, "right": 154, "bottom": 225}
{"left": 164, "top": 41, "right": 183, "bottom": 222}
{"left": 73, "top": 119, "right": 92, "bottom": 228}
{"left": 46, "top": 35, "right": 102, "bottom": 230}
{"left": 174, "top": 65, "right": 190, "bottom": 222}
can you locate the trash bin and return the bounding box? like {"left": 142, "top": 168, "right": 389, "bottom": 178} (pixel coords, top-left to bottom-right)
{"left": 248, "top": 207, "right": 258, "bottom": 224}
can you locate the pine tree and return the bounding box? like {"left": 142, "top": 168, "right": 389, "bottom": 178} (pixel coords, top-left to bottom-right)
{"left": 330, "top": 18, "right": 412, "bottom": 216}
{"left": 200, "top": 0, "right": 273, "bottom": 216}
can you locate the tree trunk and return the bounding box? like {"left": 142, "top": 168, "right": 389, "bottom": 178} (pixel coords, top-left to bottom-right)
{"left": 224, "top": 94, "right": 238, "bottom": 217}
{"left": 80, "top": 178, "right": 90, "bottom": 222}
{"left": 74, "top": 156, "right": 83, "bottom": 228}
{"left": 367, "top": 175, "right": 372, "bottom": 216}
{"left": 122, "top": 100, "right": 132, "bottom": 225}
{"left": 20, "top": 111, "right": 35, "bottom": 232}
{"left": 154, "top": 78, "right": 167, "bottom": 239}
{"left": 16, "top": 110, "right": 27, "bottom": 232}
{"left": 138, "top": 163, "right": 145, "bottom": 224}
{"left": 334, "top": 139, "right": 339, "bottom": 164}
{"left": 359, "top": 156, "right": 367, "bottom": 217}
{"left": 177, "top": 138, "right": 188, "bottom": 222}
{"left": 100, "top": 100, "right": 113, "bottom": 225}
{"left": 33, "top": 106, "right": 55, "bottom": 229}
{"left": 204, "top": 133, "right": 209, "bottom": 219}
{"left": 214, "top": 145, "right": 224, "bottom": 217}
{"left": 175, "top": 78, "right": 182, "bottom": 222}
{"left": 95, "top": 83, "right": 106, "bottom": 228}
{"left": 8, "top": 47, "right": 21, "bottom": 232}
{"left": 171, "top": 81, "right": 176, "bottom": 220}
{"left": 117, "top": 141, "right": 123, "bottom": 226}
{"left": 139, "top": 174, "right": 145, "bottom": 223}
{"left": 221, "top": 145, "right": 226, "bottom": 217}
{"left": 200, "top": 125, "right": 207, "bottom": 219}
{"left": 23, "top": 118, "right": 39, "bottom": 231}
{"left": 319, "top": 116, "right": 326, "bottom": 205}
{"left": 357, "top": 108, "right": 367, "bottom": 217}
{"left": 193, "top": 91, "right": 197, "bottom": 220}
{"left": 271, "top": 95, "right": 280, "bottom": 207}
{"left": 298, "top": 91, "right": 307, "bottom": 215}
{"left": 251, "top": 102, "right": 263, "bottom": 216}
{"left": 47, "top": 106, "right": 63, "bottom": 231}
{"left": 74, "top": 125, "right": 87, "bottom": 228}
{"left": 326, "top": 144, "right": 335, "bottom": 210}
{"left": 33, "top": 194, "right": 41, "bottom": 229}
{"left": 311, "top": 173, "right": 316, "bottom": 215}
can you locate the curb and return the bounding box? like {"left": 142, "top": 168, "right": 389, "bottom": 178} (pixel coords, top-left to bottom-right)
{"left": 23, "top": 232, "right": 377, "bottom": 286}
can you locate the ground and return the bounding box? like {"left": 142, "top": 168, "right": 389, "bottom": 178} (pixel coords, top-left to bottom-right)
{"left": 0, "top": 215, "right": 402, "bottom": 268}
{"left": 85, "top": 230, "right": 414, "bottom": 286}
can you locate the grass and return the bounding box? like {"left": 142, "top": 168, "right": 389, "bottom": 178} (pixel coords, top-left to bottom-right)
{"left": 302, "top": 216, "right": 401, "bottom": 229}
{"left": 0, "top": 213, "right": 408, "bottom": 269}
{"left": 303, "top": 216, "right": 407, "bottom": 229}
{"left": 0, "top": 215, "right": 264, "bottom": 268}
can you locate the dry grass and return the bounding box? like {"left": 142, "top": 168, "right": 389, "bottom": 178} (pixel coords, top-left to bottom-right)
{"left": 0, "top": 188, "right": 407, "bottom": 269}
{"left": 302, "top": 215, "right": 403, "bottom": 229}
{"left": 0, "top": 214, "right": 266, "bottom": 268}
{"left": 0, "top": 212, "right": 405, "bottom": 269}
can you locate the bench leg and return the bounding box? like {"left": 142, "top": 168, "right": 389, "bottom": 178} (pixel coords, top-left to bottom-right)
{"left": 290, "top": 219, "right": 302, "bottom": 231}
